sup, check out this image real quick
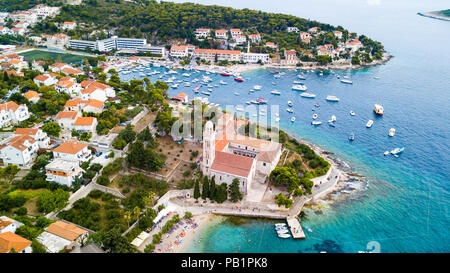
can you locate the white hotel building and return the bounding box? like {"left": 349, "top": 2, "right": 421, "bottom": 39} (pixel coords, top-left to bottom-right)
{"left": 69, "top": 36, "right": 165, "bottom": 55}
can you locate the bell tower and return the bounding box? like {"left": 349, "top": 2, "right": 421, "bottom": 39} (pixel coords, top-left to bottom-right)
{"left": 202, "top": 121, "right": 215, "bottom": 175}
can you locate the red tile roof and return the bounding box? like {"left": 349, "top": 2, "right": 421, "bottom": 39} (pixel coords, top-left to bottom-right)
{"left": 211, "top": 151, "right": 254, "bottom": 178}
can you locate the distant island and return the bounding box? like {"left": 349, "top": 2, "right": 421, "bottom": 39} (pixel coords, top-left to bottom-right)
{"left": 417, "top": 10, "right": 450, "bottom": 22}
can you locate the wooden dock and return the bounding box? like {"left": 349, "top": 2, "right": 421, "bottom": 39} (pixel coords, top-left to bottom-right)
{"left": 286, "top": 216, "right": 305, "bottom": 239}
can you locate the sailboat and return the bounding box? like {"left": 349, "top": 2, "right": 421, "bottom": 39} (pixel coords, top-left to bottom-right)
{"left": 349, "top": 133, "right": 355, "bottom": 141}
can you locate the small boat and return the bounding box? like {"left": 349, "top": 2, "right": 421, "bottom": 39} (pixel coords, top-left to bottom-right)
{"left": 277, "top": 229, "right": 289, "bottom": 234}
{"left": 236, "top": 106, "right": 244, "bottom": 111}
{"left": 330, "top": 115, "right": 336, "bottom": 122}
{"left": 340, "top": 79, "right": 353, "bottom": 84}
{"left": 183, "top": 82, "right": 191, "bottom": 87}
{"left": 233, "top": 92, "right": 239, "bottom": 96}
{"left": 389, "top": 128, "right": 396, "bottom": 137}
{"left": 171, "top": 84, "right": 179, "bottom": 88}
{"left": 374, "top": 104, "right": 384, "bottom": 115}
{"left": 374, "top": 76, "right": 380, "bottom": 79}
{"left": 311, "top": 121, "right": 322, "bottom": 126}
{"left": 253, "top": 85, "right": 262, "bottom": 90}
{"left": 182, "top": 73, "right": 191, "bottom": 77}
{"left": 201, "top": 91, "right": 211, "bottom": 96}
{"left": 272, "top": 81, "right": 277, "bottom": 85}
{"left": 349, "top": 133, "right": 355, "bottom": 141}
{"left": 278, "top": 233, "right": 291, "bottom": 239}
{"left": 350, "top": 110, "right": 356, "bottom": 116}
{"left": 234, "top": 77, "right": 244, "bottom": 82}
{"left": 366, "top": 120, "right": 374, "bottom": 128}
{"left": 275, "top": 226, "right": 288, "bottom": 231}
{"left": 257, "top": 98, "right": 268, "bottom": 104}
{"left": 314, "top": 103, "right": 320, "bottom": 107}
{"left": 287, "top": 101, "right": 293, "bottom": 107}
{"left": 312, "top": 114, "right": 318, "bottom": 119}
{"left": 328, "top": 122, "right": 336, "bottom": 127}
{"left": 300, "top": 92, "right": 316, "bottom": 98}
{"left": 250, "top": 100, "right": 260, "bottom": 105}
{"left": 275, "top": 117, "right": 280, "bottom": 122}
{"left": 391, "top": 147, "right": 405, "bottom": 156}
{"left": 297, "top": 74, "right": 306, "bottom": 80}
{"left": 384, "top": 151, "right": 389, "bottom": 156}
{"left": 292, "top": 85, "right": 307, "bottom": 91}
{"left": 219, "top": 80, "right": 227, "bottom": 85}
{"left": 246, "top": 101, "right": 251, "bottom": 105}
{"left": 291, "top": 117, "right": 296, "bottom": 122}
{"left": 326, "top": 95, "right": 340, "bottom": 102}
{"left": 286, "top": 108, "right": 294, "bottom": 113}
{"left": 220, "top": 73, "right": 231, "bottom": 77}
{"left": 271, "top": 90, "right": 281, "bottom": 95}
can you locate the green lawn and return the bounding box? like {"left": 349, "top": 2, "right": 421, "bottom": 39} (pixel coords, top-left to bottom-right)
{"left": 19, "top": 50, "right": 86, "bottom": 64}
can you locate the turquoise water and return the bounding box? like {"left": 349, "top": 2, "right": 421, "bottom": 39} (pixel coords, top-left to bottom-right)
{"left": 121, "top": 0, "right": 450, "bottom": 252}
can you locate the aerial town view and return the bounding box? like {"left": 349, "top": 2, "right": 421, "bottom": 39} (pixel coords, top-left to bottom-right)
{"left": 0, "top": 0, "right": 448, "bottom": 263}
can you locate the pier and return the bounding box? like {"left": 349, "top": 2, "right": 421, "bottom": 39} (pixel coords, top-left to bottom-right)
{"left": 286, "top": 216, "right": 305, "bottom": 239}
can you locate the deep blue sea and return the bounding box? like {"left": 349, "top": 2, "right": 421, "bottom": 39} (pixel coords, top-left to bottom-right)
{"left": 120, "top": 0, "right": 450, "bottom": 252}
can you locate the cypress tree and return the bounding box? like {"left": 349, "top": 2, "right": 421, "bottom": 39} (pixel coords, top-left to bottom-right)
{"left": 216, "top": 183, "right": 228, "bottom": 203}
{"left": 193, "top": 179, "right": 200, "bottom": 199}
{"left": 209, "top": 176, "right": 216, "bottom": 200}
{"left": 201, "top": 176, "right": 209, "bottom": 199}
{"left": 229, "top": 178, "right": 243, "bottom": 202}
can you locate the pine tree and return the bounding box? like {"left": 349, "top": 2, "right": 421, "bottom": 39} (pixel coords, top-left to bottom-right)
{"left": 201, "top": 176, "right": 209, "bottom": 199}
{"left": 229, "top": 178, "right": 243, "bottom": 202}
{"left": 209, "top": 176, "right": 216, "bottom": 200}
{"left": 193, "top": 179, "right": 200, "bottom": 199}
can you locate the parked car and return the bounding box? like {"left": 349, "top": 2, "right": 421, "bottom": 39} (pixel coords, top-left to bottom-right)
{"left": 96, "top": 152, "right": 103, "bottom": 157}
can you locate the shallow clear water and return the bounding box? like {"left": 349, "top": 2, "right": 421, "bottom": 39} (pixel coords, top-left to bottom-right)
{"left": 120, "top": 0, "right": 450, "bottom": 252}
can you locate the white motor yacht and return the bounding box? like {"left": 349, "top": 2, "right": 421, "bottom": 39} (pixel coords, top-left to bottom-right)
{"left": 366, "top": 120, "right": 374, "bottom": 128}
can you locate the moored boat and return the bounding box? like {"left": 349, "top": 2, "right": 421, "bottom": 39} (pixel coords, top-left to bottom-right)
{"left": 349, "top": 133, "right": 355, "bottom": 141}
{"left": 389, "top": 128, "right": 396, "bottom": 137}
{"left": 234, "top": 77, "right": 244, "bottom": 82}
{"left": 311, "top": 121, "right": 322, "bottom": 126}
{"left": 326, "top": 95, "right": 340, "bottom": 102}
{"left": 300, "top": 92, "right": 316, "bottom": 98}
{"left": 374, "top": 104, "right": 384, "bottom": 115}
{"left": 292, "top": 85, "right": 307, "bottom": 91}
{"left": 271, "top": 90, "right": 281, "bottom": 95}
{"left": 366, "top": 120, "right": 374, "bottom": 128}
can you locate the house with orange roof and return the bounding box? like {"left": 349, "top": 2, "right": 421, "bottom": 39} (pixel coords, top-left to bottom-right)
{"left": 24, "top": 90, "right": 40, "bottom": 103}
{"left": 195, "top": 28, "right": 211, "bottom": 39}
{"left": 230, "top": 29, "right": 241, "bottom": 37}
{"left": 82, "top": 99, "right": 104, "bottom": 114}
{"left": 55, "top": 79, "right": 81, "bottom": 95}
{"left": 249, "top": 34, "right": 261, "bottom": 43}
{"left": 52, "top": 139, "right": 91, "bottom": 163}
{"left": 36, "top": 221, "right": 88, "bottom": 253}
{"left": 171, "top": 93, "right": 188, "bottom": 104}
{"left": 74, "top": 116, "right": 97, "bottom": 134}
{"left": 49, "top": 62, "right": 70, "bottom": 73}
{"left": 0, "top": 134, "right": 39, "bottom": 166}
{"left": 55, "top": 111, "right": 81, "bottom": 131}
{"left": 61, "top": 21, "right": 76, "bottom": 30}
{"left": 61, "top": 67, "right": 83, "bottom": 76}
{"left": 170, "top": 45, "right": 189, "bottom": 58}
{"left": 234, "top": 34, "right": 247, "bottom": 44}
{"left": 265, "top": 42, "right": 277, "bottom": 49}
{"left": 333, "top": 30, "right": 343, "bottom": 39}
{"left": 215, "top": 29, "right": 228, "bottom": 39}
{"left": 10, "top": 27, "right": 25, "bottom": 36}
{"left": 308, "top": 26, "right": 319, "bottom": 33}
{"left": 0, "top": 101, "right": 30, "bottom": 128}
{"left": 8, "top": 59, "right": 28, "bottom": 71}
{"left": 33, "top": 73, "right": 58, "bottom": 86}
{"left": 0, "top": 216, "right": 24, "bottom": 234}
{"left": 13, "top": 127, "right": 51, "bottom": 148}
{"left": 300, "top": 32, "right": 311, "bottom": 40}
{"left": 79, "top": 80, "right": 115, "bottom": 102}
{"left": 0, "top": 232, "right": 32, "bottom": 253}
{"left": 284, "top": 49, "right": 299, "bottom": 64}
{"left": 64, "top": 98, "right": 87, "bottom": 112}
